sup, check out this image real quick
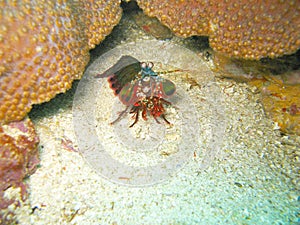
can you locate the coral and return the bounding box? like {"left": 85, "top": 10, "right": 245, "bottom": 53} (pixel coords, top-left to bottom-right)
{"left": 82, "top": 1, "right": 122, "bottom": 49}
{"left": 211, "top": 50, "right": 300, "bottom": 81}
{"left": 133, "top": 11, "right": 173, "bottom": 40}
{"left": 210, "top": 49, "right": 300, "bottom": 134}
{"left": 249, "top": 76, "right": 300, "bottom": 135}
{"left": 0, "top": 0, "right": 122, "bottom": 124}
{"left": 0, "top": 117, "right": 39, "bottom": 221}
{"left": 137, "top": 0, "right": 300, "bottom": 59}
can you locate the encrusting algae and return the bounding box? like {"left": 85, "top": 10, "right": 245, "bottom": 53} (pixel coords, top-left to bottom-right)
{"left": 250, "top": 74, "right": 300, "bottom": 135}
{"left": 0, "top": 117, "right": 39, "bottom": 223}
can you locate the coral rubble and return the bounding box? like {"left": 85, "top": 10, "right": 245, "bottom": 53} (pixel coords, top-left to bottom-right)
{"left": 0, "top": 117, "right": 39, "bottom": 223}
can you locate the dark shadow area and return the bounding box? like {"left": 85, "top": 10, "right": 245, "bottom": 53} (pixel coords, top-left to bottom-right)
{"left": 29, "top": 81, "right": 79, "bottom": 121}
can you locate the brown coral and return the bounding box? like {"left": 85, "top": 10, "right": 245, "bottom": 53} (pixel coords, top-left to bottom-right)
{"left": 0, "top": 0, "right": 122, "bottom": 124}
{"left": 82, "top": 1, "right": 122, "bottom": 49}
{"left": 137, "top": 0, "right": 300, "bottom": 59}
{"left": 0, "top": 117, "right": 39, "bottom": 222}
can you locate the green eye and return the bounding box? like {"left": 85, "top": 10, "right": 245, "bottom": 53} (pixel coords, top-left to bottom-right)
{"left": 161, "top": 79, "right": 176, "bottom": 97}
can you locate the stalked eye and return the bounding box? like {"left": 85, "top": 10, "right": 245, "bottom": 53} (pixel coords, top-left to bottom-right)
{"left": 142, "top": 76, "right": 150, "bottom": 82}
{"left": 141, "top": 62, "right": 147, "bottom": 68}
{"left": 108, "top": 76, "right": 116, "bottom": 82}
{"left": 148, "top": 62, "right": 154, "bottom": 69}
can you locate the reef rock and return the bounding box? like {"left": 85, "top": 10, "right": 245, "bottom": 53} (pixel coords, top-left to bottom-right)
{"left": 0, "top": 117, "right": 39, "bottom": 223}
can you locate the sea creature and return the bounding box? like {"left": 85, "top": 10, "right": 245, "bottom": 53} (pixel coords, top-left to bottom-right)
{"left": 97, "top": 55, "right": 176, "bottom": 127}
{"left": 127, "top": 96, "right": 172, "bottom": 127}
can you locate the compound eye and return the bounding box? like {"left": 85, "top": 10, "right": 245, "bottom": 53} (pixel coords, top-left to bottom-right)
{"left": 141, "top": 62, "right": 147, "bottom": 68}
{"left": 148, "top": 62, "right": 154, "bottom": 69}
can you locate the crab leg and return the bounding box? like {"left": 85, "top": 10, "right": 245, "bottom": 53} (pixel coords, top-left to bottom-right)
{"left": 110, "top": 106, "right": 130, "bottom": 125}
{"left": 129, "top": 108, "right": 140, "bottom": 127}
{"left": 153, "top": 116, "right": 161, "bottom": 124}
{"left": 161, "top": 114, "right": 171, "bottom": 125}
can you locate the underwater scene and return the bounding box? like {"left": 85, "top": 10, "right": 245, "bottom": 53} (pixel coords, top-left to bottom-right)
{"left": 0, "top": 1, "right": 299, "bottom": 224}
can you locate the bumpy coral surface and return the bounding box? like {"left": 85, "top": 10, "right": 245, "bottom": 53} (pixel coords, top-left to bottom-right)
{"left": 82, "top": 1, "right": 122, "bottom": 49}
{"left": 0, "top": 117, "right": 39, "bottom": 217}
{"left": 0, "top": 0, "right": 122, "bottom": 124}
{"left": 137, "top": 0, "right": 300, "bottom": 59}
